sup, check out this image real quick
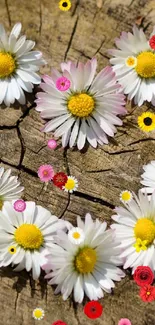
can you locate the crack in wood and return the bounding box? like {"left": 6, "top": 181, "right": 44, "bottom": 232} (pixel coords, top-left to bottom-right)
{"left": 73, "top": 191, "right": 115, "bottom": 209}
{"left": 5, "top": 0, "right": 11, "bottom": 26}
{"left": 64, "top": 16, "right": 79, "bottom": 60}
{"left": 71, "top": 0, "right": 80, "bottom": 17}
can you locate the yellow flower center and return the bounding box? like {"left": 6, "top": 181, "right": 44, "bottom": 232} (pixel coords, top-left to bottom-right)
{"left": 33, "top": 309, "right": 43, "bottom": 319}
{"left": 125, "top": 56, "right": 137, "bottom": 67}
{"left": 14, "top": 224, "right": 43, "bottom": 250}
{"left": 0, "top": 200, "right": 3, "bottom": 210}
{"left": 135, "top": 51, "right": 155, "bottom": 78}
{"left": 65, "top": 178, "right": 76, "bottom": 190}
{"left": 68, "top": 93, "right": 95, "bottom": 117}
{"left": 74, "top": 247, "right": 97, "bottom": 273}
{"left": 121, "top": 191, "right": 131, "bottom": 201}
{"left": 134, "top": 218, "right": 155, "bottom": 245}
{"left": 72, "top": 232, "right": 80, "bottom": 239}
{"left": 0, "top": 52, "right": 16, "bottom": 78}
{"left": 147, "top": 291, "right": 151, "bottom": 295}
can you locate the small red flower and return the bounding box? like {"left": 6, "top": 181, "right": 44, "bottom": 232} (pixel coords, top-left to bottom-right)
{"left": 84, "top": 301, "right": 103, "bottom": 319}
{"left": 53, "top": 172, "right": 68, "bottom": 189}
{"left": 149, "top": 35, "right": 155, "bottom": 49}
{"left": 139, "top": 284, "right": 155, "bottom": 302}
{"left": 134, "top": 266, "right": 154, "bottom": 286}
{"left": 52, "top": 321, "right": 68, "bottom": 325}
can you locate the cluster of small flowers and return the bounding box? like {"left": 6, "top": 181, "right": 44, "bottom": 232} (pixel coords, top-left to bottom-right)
{"left": 38, "top": 164, "right": 78, "bottom": 193}
{"left": 134, "top": 266, "right": 155, "bottom": 302}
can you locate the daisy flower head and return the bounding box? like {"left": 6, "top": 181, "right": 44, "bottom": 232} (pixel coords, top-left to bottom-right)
{"left": 0, "top": 201, "right": 65, "bottom": 279}
{"left": 134, "top": 266, "right": 154, "bottom": 286}
{"left": 111, "top": 190, "right": 155, "bottom": 272}
{"left": 42, "top": 213, "right": 125, "bottom": 303}
{"left": 35, "top": 58, "right": 126, "bottom": 150}
{"left": 32, "top": 308, "right": 45, "bottom": 320}
{"left": 0, "top": 23, "right": 45, "bottom": 106}
{"left": 138, "top": 112, "right": 155, "bottom": 132}
{"left": 109, "top": 25, "right": 155, "bottom": 106}
{"left": 62, "top": 176, "right": 78, "bottom": 193}
{"left": 53, "top": 172, "right": 68, "bottom": 189}
{"left": 68, "top": 227, "right": 85, "bottom": 244}
{"left": 0, "top": 167, "right": 24, "bottom": 210}
{"left": 120, "top": 190, "right": 133, "bottom": 203}
{"left": 59, "top": 0, "right": 71, "bottom": 11}
{"left": 84, "top": 301, "right": 103, "bottom": 319}
{"left": 38, "top": 164, "right": 54, "bottom": 182}
{"left": 118, "top": 319, "right": 132, "bottom": 325}
{"left": 140, "top": 161, "right": 155, "bottom": 195}
{"left": 139, "top": 284, "right": 155, "bottom": 302}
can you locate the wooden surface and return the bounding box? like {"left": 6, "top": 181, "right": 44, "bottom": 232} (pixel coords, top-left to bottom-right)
{"left": 0, "top": 0, "right": 155, "bottom": 324}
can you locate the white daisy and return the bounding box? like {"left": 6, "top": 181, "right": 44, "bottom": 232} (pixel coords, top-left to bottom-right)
{"left": 42, "top": 213, "right": 125, "bottom": 303}
{"left": 111, "top": 190, "right": 155, "bottom": 272}
{"left": 109, "top": 25, "right": 155, "bottom": 106}
{"left": 35, "top": 58, "right": 126, "bottom": 150}
{"left": 120, "top": 190, "right": 133, "bottom": 203}
{"left": 140, "top": 161, "right": 155, "bottom": 195}
{"left": 0, "top": 201, "right": 65, "bottom": 280}
{"left": 32, "top": 308, "right": 45, "bottom": 320}
{"left": 0, "top": 23, "right": 45, "bottom": 106}
{"left": 0, "top": 167, "right": 24, "bottom": 210}
{"left": 62, "top": 176, "right": 78, "bottom": 193}
{"left": 68, "top": 227, "right": 85, "bottom": 245}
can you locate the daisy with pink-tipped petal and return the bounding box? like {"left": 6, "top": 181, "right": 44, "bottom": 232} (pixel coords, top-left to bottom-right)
{"left": 47, "top": 139, "right": 57, "bottom": 150}
{"left": 118, "top": 319, "right": 132, "bottom": 325}
{"left": 38, "top": 165, "right": 54, "bottom": 182}
{"left": 56, "top": 76, "right": 71, "bottom": 91}
{"left": 35, "top": 58, "right": 126, "bottom": 150}
{"left": 14, "top": 199, "right": 26, "bottom": 212}
{"left": 109, "top": 25, "right": 155, "bottom": 106}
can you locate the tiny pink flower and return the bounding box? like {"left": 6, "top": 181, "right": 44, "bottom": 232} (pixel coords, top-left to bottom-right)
{"left": 38, "top": 165, "right": 54, "bottom": 182}
{"left": 47, "top": 139, "right": 57, "bottom": 150}
{"left": 56, "top": 76, "right": 71, "bottom": 91}
{"left": 13, "top": 199, "right": 26, "bottom": 212}
{"left": 118, "top": 319, "right": 132, "bottom": 325}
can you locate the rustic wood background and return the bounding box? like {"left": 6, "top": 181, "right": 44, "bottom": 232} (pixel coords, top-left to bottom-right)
{"left": 0, "top": 0, "right": 155, "bottom": 324}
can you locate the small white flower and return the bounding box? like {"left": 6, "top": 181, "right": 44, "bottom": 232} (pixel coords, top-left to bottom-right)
{"left": 109, "top": 25, "right": 155, "bottom": 106}
{"left": 0, "top": 23, "right": 45, "bottom": 106}
{"left": 120, "top": 190, "right": 133, "bottom": 203}
{"left": 0, "top": 167, "right": 24, "bottom": 209}
{"left": 68, "top": 227, "right": 85, "bottom": 244}
{"left": 42, "top": 213, "right": 124, "bottom": 303}
{"left": 32, "top": 308, "right": 45, "bottom": 320}
{"left": 0, "top": 201, "right": 65, "bottom": 279}
{"left": 62, "top": 176, "right": 78, "bottom": 193}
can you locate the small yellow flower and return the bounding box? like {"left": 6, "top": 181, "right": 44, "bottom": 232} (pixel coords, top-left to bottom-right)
{"left": 8, "top": 245, "right": 17, "bottom": 254}
{"left": 59, "top": 0, "right": 71, "bottom": 11}
{"left": 133, "top": 238, "right": 148, "bottom": 252}
{"left": 138, "top": 112, "right": 155, "bottom": 132}
{"left": 32, "top": 308, "right": 45, "bottom": 320}
{"left": 120, "top": 190, "right": 133, "bottom": 203}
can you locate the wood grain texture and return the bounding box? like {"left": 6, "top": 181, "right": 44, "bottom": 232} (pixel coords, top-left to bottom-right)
{"left": 0, "top": 0, "right": 155, "bottom": 324}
